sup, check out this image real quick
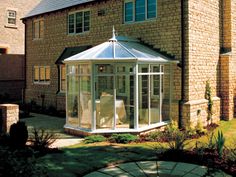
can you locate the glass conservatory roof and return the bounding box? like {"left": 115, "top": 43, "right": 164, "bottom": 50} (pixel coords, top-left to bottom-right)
{"left": 64, "top": 29, "right": 178, "bottom": 63}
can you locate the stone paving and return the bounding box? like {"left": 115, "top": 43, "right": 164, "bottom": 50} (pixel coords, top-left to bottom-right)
{"left": 84, "top": 161, "right": 231, "bottom": 177}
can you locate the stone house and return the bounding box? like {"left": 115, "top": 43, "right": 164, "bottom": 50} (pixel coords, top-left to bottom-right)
{"left": 0, "top": 0, "right": 40, "bottom": 101}
{"left": 22, "top": 0, "right": 236, "bottom": 133}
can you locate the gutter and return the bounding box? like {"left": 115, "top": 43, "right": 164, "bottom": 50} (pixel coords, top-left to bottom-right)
{"left": 179, "top": 0, "right": 186, "bottom": 128}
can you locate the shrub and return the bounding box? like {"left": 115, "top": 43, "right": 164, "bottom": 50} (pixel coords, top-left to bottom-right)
{"left": 166, "top": 130, "right": 188, "bottom": 151}
{"left": 165, "top": 120, "right": 178, "bottom": 134}
{"left": 146, "top": 131, "right": 162, "bottom": 141}
{"left": 195, "top": 120, "right": 206, "bottom": 134}
{"left": 216, "top": 130, "right": 225, "bottom": 158}
{"left": 206, "top": 131, "right": 216, "bottom": 150}
{"left": 109, "top": 134, "right": 138, "bottom": 144}
{"left": 84, "top": 135, "right": 106, "bottom": 144}
{"left": 9, "top": 121, "right": 28, "bottom": 147}
{"left": 0, "top": 146, "right": 48, "bottom": 177}
{"left": 29, "top": 128, "right": 58, "bottom": 151}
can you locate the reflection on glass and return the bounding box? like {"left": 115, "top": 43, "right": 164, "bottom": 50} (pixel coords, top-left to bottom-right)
{"left": 116, "top": 66, "right": 134, "bottom": 129}
{"left": 79, "top": 76, "right": 91, "bottom": 129}
{"left": 67, "top": 74, "right": 79, "bottom": 126}
{"left": 139, "top": 75, "right": 149, "bottom": 127}
{"left": 150, "top": 74, "right": 160, "bottom": 124}
{"left": 96, "top": 76, "right": 114, "bottom": 129}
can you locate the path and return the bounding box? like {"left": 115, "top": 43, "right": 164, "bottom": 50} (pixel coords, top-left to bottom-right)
{"left": 84, "top": 161, "right": 231, "bottom": 177}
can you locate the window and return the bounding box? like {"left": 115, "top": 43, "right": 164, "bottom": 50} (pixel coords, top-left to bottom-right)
{"left": 34, "top": 66, "right": 50, "bottom": 83}
{"left": 60, "top": 65, "right": 66, "bottom": 92}
{"left": 6, "top": 10, "right": 16, "bottom": 26}
{"left": 124, "top": 0, "right": 157, "bottom": 23}
{"left": 33, "top": 19, "right": 44, "bottom": 39}
{"left": 0, "top": 48, "right": 7, "bottom": 54}
{"left": 68, "top": 10, "right": 90, "bottom": 34}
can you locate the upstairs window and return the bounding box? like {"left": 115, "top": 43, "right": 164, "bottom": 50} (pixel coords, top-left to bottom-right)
{"left": 124, "top": 0, "right": 157, "bottom": 23}
{"left": 68, "top": 10, "right": 90, "bottom": 34}
{"left": 33, "top": 19, "right": 44, "bottom": 39}
{"left": 34, "top": 66, "right": 50, "bottom": 84}
{"left": 7, "top": 10, "right": 16, "bottom": 25}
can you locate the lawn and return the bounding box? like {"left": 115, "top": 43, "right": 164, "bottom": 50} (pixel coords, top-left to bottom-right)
{"left": 27, "top": 118, "right": 236, "bottom": 177}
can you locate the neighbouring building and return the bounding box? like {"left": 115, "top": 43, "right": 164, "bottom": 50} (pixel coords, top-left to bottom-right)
{"left": 22, "top": 0, "right": 236, "bottom": 134}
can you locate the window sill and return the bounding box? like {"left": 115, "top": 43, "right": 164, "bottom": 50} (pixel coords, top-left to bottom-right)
{"left": 33, "top": 82, "right": 50, "bottom": 85}
{"left": 68, "top": 31, "right": 90, "bottom": 36}
{"left": 123, "top": 18, "right": 157, "bottom": 25}
{"left": 5, "top": 24, "right": 17, "bottom": 29}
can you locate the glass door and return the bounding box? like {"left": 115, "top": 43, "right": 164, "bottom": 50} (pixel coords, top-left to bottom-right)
{"left": 95, "top": 64, "right": 114, "bottom": 129}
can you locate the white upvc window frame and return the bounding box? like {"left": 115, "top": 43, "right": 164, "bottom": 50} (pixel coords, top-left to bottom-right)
{"left": 5, "top": 9, "right": 17, "bottom": 28}
{"left": 124, "top": 0, "right": 157, "bottom": 23}
{"left": 33, "top": 66, "right": 50, "bottom": 85}
{"left": 68, "top": 9, "right": 91, "bottom": 35}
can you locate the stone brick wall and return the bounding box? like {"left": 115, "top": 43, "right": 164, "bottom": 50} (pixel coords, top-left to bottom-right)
{"left": 0, "top": 0, "right": 40, "bottom": 54}
{"left": 24, "top": 0, "right": 182, "bottom": 114}
{"left": 182, "top": 0, "right": 221, "bottom": 127}
{"left": 0, "top": 104, "right": 19, "bottom": 133}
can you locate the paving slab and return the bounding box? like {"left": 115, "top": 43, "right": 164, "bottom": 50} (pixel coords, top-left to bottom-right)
{"left": 83, "top": 161, "right": 232, "bottom": 177}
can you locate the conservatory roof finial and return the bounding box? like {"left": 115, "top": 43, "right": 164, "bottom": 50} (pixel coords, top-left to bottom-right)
{"left": 109, "top": 26, "right": 117, "bottom": 42}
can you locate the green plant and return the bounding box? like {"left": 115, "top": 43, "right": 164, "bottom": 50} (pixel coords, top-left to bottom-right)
{"left": 216, "top": 130, "right": 225, "bottom": 158}
{"left": 205, "top": 80, "right": 213, "bottom": 124}
{"left": 109, "top": 134, "right": 138, "bottom": 144}
{"left": 165, "top": 120, "right": 179, "bottom": 134}
{"left": 195, "top": 119, "right": 206, "bottom": 134}
{"left": 84, "top": 135, "right": 106, "bottom": 144}
{"left": 146, "top": 131, "right": 162, "bottom": 141}
{"left": 0, "top": 146, "right": 48, "bottom": 177}
{"left": 29, "top": 128, "right": 58, "bottom": 151}
{"left": 166, "top": 130, "right": 188, "bottom": 150}
{"left": 206, "top": 131, "right": 216, "bottom": 150}
{"left": 9, "top": 121, "right": 28, "bottom": 147}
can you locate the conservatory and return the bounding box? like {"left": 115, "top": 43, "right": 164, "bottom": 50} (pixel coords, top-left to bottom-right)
{"left": 63, "top": 31, "right": 178, "bottom": 134}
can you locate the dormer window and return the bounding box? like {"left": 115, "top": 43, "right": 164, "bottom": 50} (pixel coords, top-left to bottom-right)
{"left": 124, "top": 0, "right": 157, "bottom": 23}
{"left": 68, "top": 10, "right": 90, "bottom": 34}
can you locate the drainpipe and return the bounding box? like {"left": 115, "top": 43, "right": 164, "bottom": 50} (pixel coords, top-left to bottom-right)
{"left": 179, "top": 0, "right": 186, "bottom": 128}
{"left": 23, "top": 19, "right": 27, "bottom": 104}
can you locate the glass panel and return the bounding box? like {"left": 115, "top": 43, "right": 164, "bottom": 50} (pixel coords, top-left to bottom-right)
{"left": 39, "top": 20, "right": 44, "bottom": 38}
{"left": 96, "top": 64, "right": 113, "bottom": 74}
{"left": 95, "top": 76, "right": 114, "bottom": 129}
{"left": 147, "top": 0, "right": 157, "bottom": 19}
{"left": 117, "top": 75, "right": 126, "bottom": 94}
{"left": 139, "top": 64, "right": 149, "bottom": 73}
{"left": 84, "top": 11, "right": 90, "bottom": 32}
{"left": 135, "top": 0, "right": 145, "bottom": 21}
{"left": 162, "top": 65, "right": 170, "bottom": 121}
{"left": 79, "top": 76, "right": 91, "bottom": 129}
{"left": 68, "top": 14, "right": 75, "bottom": 34}
{"left": 150, "top": 74, "right": 160, "bottom": 124}
{"left": 39, "top": 67, "right": 45, "bottom": 81}
{"left": 67, "top": 75, "right": 79, "bottom": 126}
{"left": 34, "top": 67, "right": 39, "bottom": 81}
{"left": 45, "top": 67, "right": 50, "bottom": 81}
{"left": 76, "top": 12, "right": 83, "bottom": 33}
{"left": 79, "top": 64, "right": 91, "bottom": 74}
{"left": 8, "top": 18, "right": 16, "bottom": 24}
{"left": 125, "top": 2, "right": 133, "bottom": 22}
{"left": 138, "top": 75, "right": 149, "bottom": 127}
{"left": 116, "top": 72, "right": 135, "bottom": 129}
{"left": 34, "top": 21, "right": 39, "bottom": 38}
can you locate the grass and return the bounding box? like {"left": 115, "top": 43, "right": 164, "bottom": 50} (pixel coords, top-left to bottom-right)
{"left": 22, "top": 114, "right": 236, "bottom": 176}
